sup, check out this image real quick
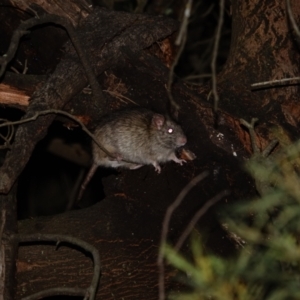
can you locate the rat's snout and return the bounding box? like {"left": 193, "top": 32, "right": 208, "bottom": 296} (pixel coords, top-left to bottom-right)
{"left": 177, "top": 135, "right": 187, "bottom": 146}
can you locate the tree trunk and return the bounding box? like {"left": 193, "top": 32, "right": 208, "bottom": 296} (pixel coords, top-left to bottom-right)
{"left": 218, "top": 0, "right": 300, "bottom": 126}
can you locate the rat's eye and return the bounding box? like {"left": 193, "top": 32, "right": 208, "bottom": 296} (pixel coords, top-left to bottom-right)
{"left": 168, "top": 128, "right": 173, "bottom": 134}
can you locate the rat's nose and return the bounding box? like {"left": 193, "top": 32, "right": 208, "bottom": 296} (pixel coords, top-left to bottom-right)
{"left": 177, "top": 135, "right": 187, "bottom": 146}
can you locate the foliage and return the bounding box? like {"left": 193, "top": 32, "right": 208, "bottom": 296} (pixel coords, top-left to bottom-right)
{"left": 163, "top": 140, "right": 300, "bottom": 299}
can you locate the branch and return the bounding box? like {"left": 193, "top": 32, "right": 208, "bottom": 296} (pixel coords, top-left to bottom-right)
{"left": 240, "top": 118, "right": 278, "bottom": 196}
{"left": 286, "top": 0, "right": 300, "bottom": 39}
{"left": 251, "top": 77, "right": 300, "bottom": 89}
{"left": 14, "top": 233, "right": 101, "bottom": 300}
{"left": 21, "top": 287, "right": 88, "bottom": 300}
{"left": 0, "top": 118, "right": 14, "bottom": 149}
{"left": 240, "top": 118, "right": 260, "bottom": 154}
{"left": 240, "top": 118, "right": 278, "bottom": 158}
{"left": 211, "top": 0, "right": 225, "bottom": 112}
{"left": 166, "top": 0, "right": 193, "bottom": 118}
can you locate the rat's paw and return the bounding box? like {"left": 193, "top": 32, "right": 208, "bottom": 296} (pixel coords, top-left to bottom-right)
{"left": 177, "top": 159, "right": 187, "bottom": 166}
{"left": 152, "top": 162, "right": 161, "bottom": 173}
{"left": 169, "top": 152, "right": 186, "bottom": 165}
{"left": 172, "top": 156, "right": 187, "bottom": 165}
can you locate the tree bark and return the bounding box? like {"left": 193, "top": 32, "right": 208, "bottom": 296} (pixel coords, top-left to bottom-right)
{"left": 0, "top": 184, "right": 18, "bottom": 300}
{"left": 218, "top": 0, "right": 300, "bottom": 127}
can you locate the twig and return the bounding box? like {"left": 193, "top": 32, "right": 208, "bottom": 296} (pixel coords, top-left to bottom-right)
{"left": 240, "top": 118, "right": 278, "bottom": 196}
{"left": 21, "top": 287, "right": 88, "bottom": 300}
{"left": 10, "top": 59, "right": 28, "bottom": 75}
{"left": 174, "top": 190, "right": 229, "bottom": 251}
{"left": 240, "top": 118, "right": 260, "bottom": 154}
{"left": 22, "top": 59, "right": 28, "bottom": 74}
{"left": 240, "top": 118, "right": 278, "bottom": 158}
{"left": 103, "top": 89, "right": 139, "bottom": 106}
{"left": 0, "top": 28, "right": 29, "bottom": 76}
{"left": 251, "top": 77, "right": 300, "bottom": 89}
{"left": 286, "top": 0, "right": 300, "bottom": 38}
{"left": 262, "top": 139, "right": 279, "bottom": 158}
{"left": 200, "top": 3, "right": 215, "bottom": 18}
{"left": 166, "top": 0, "right": 193, "bottom": 118}
{"left": 175, "top": 0, "right": 193, "bottom": 46}
{"left": 157, "top": 171, "right": 209, "bottom": 300}
{"left": 77, "top": 163, "right": 98, "bottom": 201}
{"left": 211, "top": 0, "right": 225, "bottom": 112}
{"left": 134, "top": 0, "right": 148, "bottom": 13}
{"left": 14, "top": 233, "right": 101, "bottom": 300}
{"left": 0, "top": 118, "right": 15, "bottom": 149}
{"left": 184, "top": 73, "right": 212, "bottom": 81}
{"left": 65, "top": 168, "right": 86, "bottom": 211}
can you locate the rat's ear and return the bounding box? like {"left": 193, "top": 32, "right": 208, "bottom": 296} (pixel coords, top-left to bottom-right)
{"left": 152, "top": 114, "right": 165, "bottom": 129}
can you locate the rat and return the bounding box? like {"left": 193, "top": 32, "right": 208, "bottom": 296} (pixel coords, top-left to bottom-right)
{"left": 77, "top": 108, "right": 187, "bottom": 200}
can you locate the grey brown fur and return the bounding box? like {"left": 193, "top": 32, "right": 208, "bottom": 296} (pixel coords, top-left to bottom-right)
{"left": 78, "top": 108, "right": 187, "bottom": 200}
{"left": 92, "top": 108, "right": 187, "bottom": 172}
